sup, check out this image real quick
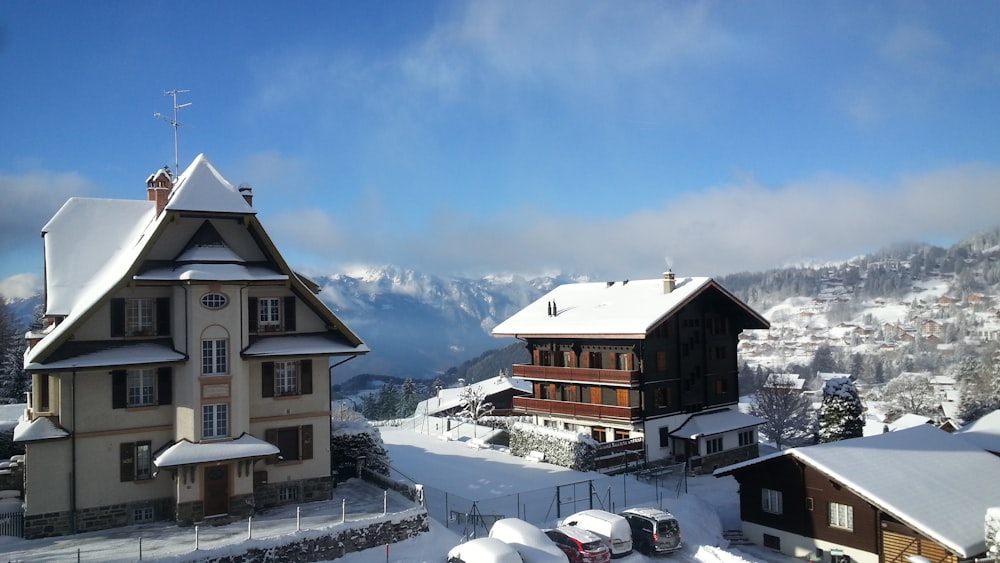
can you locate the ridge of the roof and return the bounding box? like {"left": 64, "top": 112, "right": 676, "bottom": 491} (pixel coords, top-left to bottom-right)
{"left": 164, "top": 153, "right": 254, "bottom": 214}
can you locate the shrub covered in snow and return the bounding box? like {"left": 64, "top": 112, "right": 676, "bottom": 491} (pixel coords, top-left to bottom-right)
{"left": 331, "top": 420, "right": 391, "bottom": 477}
{"left": 987, "top": 507, "right": 1000, "bottom": 557}
{"left": 509, "top": 421, "right": 598, "bottom": 471}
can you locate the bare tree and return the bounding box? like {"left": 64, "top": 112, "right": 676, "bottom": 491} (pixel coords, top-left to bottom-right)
{"left": 457, "top": 384, "right": 494, "bottom": 428}
{"left": 880, "top": 372, "right": 939, "bottom": 422}
{"left": 748, "top": 379, "right": 815, "bottom": 450}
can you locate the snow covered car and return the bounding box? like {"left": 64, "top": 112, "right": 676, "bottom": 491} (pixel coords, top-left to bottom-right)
{"left": 559, "top": 509, "right": 633, "bottom": 558}
{"left": 544, "top": 526, "right": 611, "bottom": 563}
{"left": 619, "top": 507, "right": 682, "bottom": 555}
{"left": 447, "top": 536, "right": 524, "bottom": 563}
{"left": 489, "top": 517, "right": 570, "bottom": 563}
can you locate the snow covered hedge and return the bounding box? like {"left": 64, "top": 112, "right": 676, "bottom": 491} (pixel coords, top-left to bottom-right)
{"left": 509, "top": 422, "right": 598, "bottom": 471}
{"left": 331, "top": 420, "right": 391, "bottom": 477}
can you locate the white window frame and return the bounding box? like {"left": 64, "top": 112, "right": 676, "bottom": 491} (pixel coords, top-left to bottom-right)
{"left": 258, "top": 297, "right": 282, "bottom": 330}
{"left": 202, "top": 403, "right": 229, "bottom": 439}
{"left": 761, "top": 488, "right": 783, "bottom": 515}
{"left": 202, "top": 338, "right": 228, "bottom": 375}
{"left": 127, "top": 368, "right": 156, "bottom": 407}
{"left": 829, "top": 502, "right": 854, "bottom": 530}
{"left": 126, "top": 298, "right": 155, "bottom": 336}
{"left": 274, "top": 360, "right": 299, "bottom": 396}
{"left": 200, "top": 293, "right": 228, "bottom": 310}
{"left": 135, "top": 442, "right": 152, "bottom": 480}
{"left": 133, "top": 506, "right": 155, "bottom": 523}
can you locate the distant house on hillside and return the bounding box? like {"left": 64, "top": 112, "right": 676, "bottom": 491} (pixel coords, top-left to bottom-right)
{"left": 15, "top": 155, "right": 368, "bottom": 538}
{"left": 414, "top": 371, "right": 531, "bottom": 418}
{"left": 715, "top": 425, "right": 1000, "bottom": 563}
{"left": 492, "top": 273, "right": 770, "bottom": 474}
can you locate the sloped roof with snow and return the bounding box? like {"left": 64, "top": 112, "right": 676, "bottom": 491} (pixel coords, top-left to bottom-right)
{"left": 14, "top": 416, "right": 69, "bottom": 442}
{"left": 669, "top": 408, "right": 765, "bottom": 439}
{"left": 416, "top": 374, "right": 531, "bottom": 416}
{"left": 242, "top": 333, "right": 371, "bottom": 357}
{"left": 154, "top": 434, "right": 278, "bottom": 467}
{"left": 956, "top": 409, "right": 1000, "bottom": 453}
{"left": 163, "top": 153, "right": 254, "bottom": 214}
{"left": 24, "top": 341, "right": 186, "bottom": 371}
{"left": 715, "top": 425, "right": 1000, "bottom": 558}
{"left": 492, "top": 276, "right": 768, "bottom": 338}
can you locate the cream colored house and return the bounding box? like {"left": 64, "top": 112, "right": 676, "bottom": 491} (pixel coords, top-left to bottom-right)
{"left": 15, "top": 155, "right": 368, "bottom": 538}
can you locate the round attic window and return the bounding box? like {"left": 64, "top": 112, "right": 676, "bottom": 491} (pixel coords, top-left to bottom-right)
{"left": 201, "top": 293, "right": 228, "bottom": 310}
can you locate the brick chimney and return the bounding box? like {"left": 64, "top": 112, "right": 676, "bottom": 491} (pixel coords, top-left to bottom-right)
{"left": 238, "top": 183, "right": 253, "bottom": 207}
{"left": 146, "top": 167, "right": 173, "bottom": 215}
{"left": 663, "top": 270, "right": 676, "bottom": 294}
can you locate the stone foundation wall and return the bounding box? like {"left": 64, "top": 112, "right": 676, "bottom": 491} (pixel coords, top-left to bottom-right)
{"left": 253, "top": 476, "right": 333, "bottom": 511}
{"left": 207, "top": 511, "right": 429, "bottom": 563}
{"left": 24, "top": 497, "right": 174, "bottom": 539}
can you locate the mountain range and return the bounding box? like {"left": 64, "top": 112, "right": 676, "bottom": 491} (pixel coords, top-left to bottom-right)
{"left": 8, "top": 227, "right": 1000, "bottom": 384}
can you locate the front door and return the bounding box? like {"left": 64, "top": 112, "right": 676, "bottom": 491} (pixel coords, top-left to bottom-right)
{"left": 203, "top": 465, "right": 230, "bottom": 517}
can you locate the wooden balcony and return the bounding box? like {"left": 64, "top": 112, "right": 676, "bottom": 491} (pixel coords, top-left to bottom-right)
{"left": 511, "top": 364, "right": 640, "bottom": 387}
{"left": 513, "top": 396, "right": 640, "bottom": 422}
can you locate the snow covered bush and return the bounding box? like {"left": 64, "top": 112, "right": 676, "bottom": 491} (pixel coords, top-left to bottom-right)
{"left": 818, "top": 377, "right": 864, "bottom": 443}
{"left": 509, "top": 422, "right": 598, "bottom": 471}
{"left": 987, "top": 507, "right": 1000, "bottom": 557}
{"left": 330, "top": 420, "right": 391, "bottom": 477}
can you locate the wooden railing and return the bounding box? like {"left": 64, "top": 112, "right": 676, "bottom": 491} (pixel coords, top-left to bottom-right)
{"left": 512, "top": 397, "right": 640, "bottom": 421}
{"left": 511, "top": 364, "right": 639, "bottom": 386}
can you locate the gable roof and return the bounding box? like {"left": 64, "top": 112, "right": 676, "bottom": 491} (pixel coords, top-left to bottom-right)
{"left": 27, "top": 154, "right": 366, "bottom": 369}
{"left": 956, "top": 409, "right": 1000, "bottom": 453}
{"left": 715, "top": 425, "right": 1000, "bottom": 558}
{"left": 415, "top": 373, "right": 531, "bottom": 416}
{"left": 492, "top": 276, "right": 768, "bottom": 339}
{"left": 668, "top": 408, "right": 765, "bottom": 439}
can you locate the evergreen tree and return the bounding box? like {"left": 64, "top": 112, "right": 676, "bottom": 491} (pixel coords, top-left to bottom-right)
{"left": 811, "top": 345, "right": 840, "bottom": 377}
{"left": 817, "top": 377, "right": 864, "bottom": 443}
{"left": 0, "top": 300, "right": 29, "bottom": 403}
{"left": 953, "top": 357, "right": 1000, "bottom": 423}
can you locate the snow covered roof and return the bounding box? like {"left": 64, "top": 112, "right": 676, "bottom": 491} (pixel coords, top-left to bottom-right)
{"left": 163, "top": 154, "right": 255, "bottom": 214}
{"left": 716, "top": 425, "right": 1000, "bottom": 558}
{"left": 242, "top": 333, "right": 370, "bottom": 357}
{"left": 956, "top": 409, "right": 1000, "bottom": 453}
{"left": 492, "top": 276, "right": 768, "bottom": 338}
{"left": 13, "top": 416, "right": 69, "bottom": 443}
{"left": 416, "top": 374, "right": 531, "bottom": 416}
{"left": 669, "top": 408, "right": 765, "bottom": 439}
{"left": 25, "top": 341, "right": 185, "bottom": 371}
{"left": 887, "top": 413, "right": 934, "bottom": 432}
{"left": 134, "top": 263, "right": 288, "bottom": 282}
{"left": 154, "top": 433, "right": 278, "bottom": 467}
{"left": 763, "top": 373, "right": 805, "bottom": 389}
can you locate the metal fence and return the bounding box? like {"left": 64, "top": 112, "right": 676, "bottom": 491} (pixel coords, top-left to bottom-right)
{"left": 0, "top": 510, "right": 23, "bottom": 538}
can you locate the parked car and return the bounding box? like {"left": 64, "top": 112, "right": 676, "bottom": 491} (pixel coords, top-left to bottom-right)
{"left": 489, "top": 518, "right": 570, "bottom": 563}
{"left": 559, "top": 509, "right": 633, "bottom": 558}
{"left": 447, "top": 536, "right": 524, "bottom": 563}
{"left": 619, "top": 507, "right": 682, "bottom": 555}
{"left": 544, "top": 526, "right": 611, "bottom": 563}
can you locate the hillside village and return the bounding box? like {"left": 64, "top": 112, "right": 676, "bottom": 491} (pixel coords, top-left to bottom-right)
{"left": 0, "top": 157, "right": 998, "bottom": 563}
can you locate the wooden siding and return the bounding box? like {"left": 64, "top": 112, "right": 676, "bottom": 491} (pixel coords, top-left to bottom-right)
{"left": 513, "top": 396, "right": 640, "bottom": 421}
{"left": 881, "top": 523, "right": 958, "bottom": 563}
{"left": 512, "top": 364, "right": 639, "bottom": 387}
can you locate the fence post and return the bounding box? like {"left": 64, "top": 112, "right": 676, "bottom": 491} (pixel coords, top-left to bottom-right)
{"left": 342, "top": 498, "right": 346, "bottom": 524}
{"left": 383, "top": 490, "right": 388, "bottom": 515}
{"left": 589, "top": 480, "right": 594, "bottom": 510}
{"left": 195, "top": 525, "right": 200, "bottom": 550}
{"left": 139, "top": 536, "right": 143, "bottom": 560}
{"left": 445, "top": 492, "right": 450, "bottom": 529}
{"left": 248, "top": 515, "right": 253, "bottom": 540}
{"left": 297, "top": 506, "right": 301, "bottom": 532}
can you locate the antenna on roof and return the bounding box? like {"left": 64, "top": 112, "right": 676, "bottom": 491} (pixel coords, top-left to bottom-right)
{"left": 153, "top": 89, "right": 192, "bottom": 178}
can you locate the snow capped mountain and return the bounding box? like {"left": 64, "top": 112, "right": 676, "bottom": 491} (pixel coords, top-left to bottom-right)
{"left": 315, "top": 266, "right": 585, "bottom": 379}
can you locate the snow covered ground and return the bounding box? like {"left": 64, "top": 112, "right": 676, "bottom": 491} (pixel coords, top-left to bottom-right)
{"left": 0, "top": 422, "right": 797, "bottom": 562}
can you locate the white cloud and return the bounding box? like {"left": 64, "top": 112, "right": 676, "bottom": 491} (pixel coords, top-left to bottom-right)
{"left": 0, "top": 273, "right": 42, "bottom": 300}
{"left": 274, "top": 163, "right": 1000, "bottom": 279}
{"left": 0, "top": 170, "right": 95, "bottom": 257}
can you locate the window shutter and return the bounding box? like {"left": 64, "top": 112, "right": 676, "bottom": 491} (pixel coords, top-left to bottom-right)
{"left": 248, "top": 297, "right": 258, "bottom": 333}
{"left": 156, "top": 297, "right": 170, "bottom": 336}
{"left": 300, "top": 360, "right": 313, "bottom": 395}
{"left": 110, "top": 299, "right": 125, "bottom": 337}
{"left": 157, "top": 367, "right": 172, "bottom": 405}
{"left": 120, "top": 442, "right": 135, "bottom": 482}
{"left": 283, "top": 296, "right": 296, "bottom": 331}
{"left": 264, "top": 428, "right": 277, "bottom": 465}
{"left": 112, "top": 370, "right": 127, "bottom": 409}
{"left": 262, "top": 362, "right": 274, "bottom": 398}
{"left": 301, "top": 424, "right": 313, "bottom": 460}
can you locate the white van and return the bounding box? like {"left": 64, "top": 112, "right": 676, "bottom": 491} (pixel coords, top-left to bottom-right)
{"left": 559, "top": 509, "right": 633, "bottom": 558}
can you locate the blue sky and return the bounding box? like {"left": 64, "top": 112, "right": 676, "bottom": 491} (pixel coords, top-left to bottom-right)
{"left": 2, "top": 1, "right": 999, "bottom": 299}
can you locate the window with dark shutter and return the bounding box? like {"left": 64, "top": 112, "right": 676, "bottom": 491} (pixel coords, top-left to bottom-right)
{"left": 301, "top": 425, "right": 313, "bottom": 460}
{"left": 248, "top": 297, "right": 258, "bottom": 333}
{"left": 112, "top": 370, "right": 127, "bottom": 409}
{"left": 261, "top": 362, "right": 274, "bottom": 398}
{"left": 283, "top": 296, "right": 296, "bottom": 331}
{"left": 120, "top": 442, "right": 135, "bottom": 482}
{"left": 157, "top": 367, "right": 172, "bottom": 405}
{"left": 300, "top": 360, "right": 312, "bottom": 395}
{"left": 110, "top": 299, "right": 125, "bottom": 337}
{"left": 156, "top": 298, "right": 170, "bottom": 335}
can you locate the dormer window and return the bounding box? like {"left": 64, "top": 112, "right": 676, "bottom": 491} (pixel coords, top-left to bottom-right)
{"left": 248, "top": 297, "right": 296, "bottom": 334}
